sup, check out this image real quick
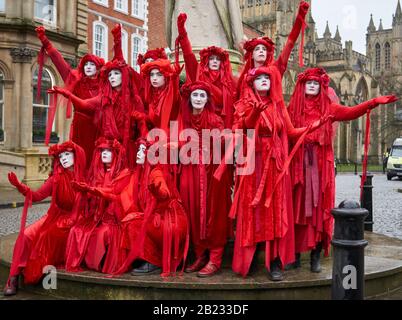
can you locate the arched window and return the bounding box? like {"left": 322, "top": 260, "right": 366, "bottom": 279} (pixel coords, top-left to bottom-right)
{"left": 0, "top": 70, "right": 4, "bottom": 142}
{"left": 93, "top": 22, "right": 108, "bottom": 60}
{"left": 385, "top": 42, "right": 391, "bottom": 70}
{"left": 32, "top": 68, "right": 54, "bottom": 142}
{"left": 132, "top": 35, "right": 143, "bottom": 71}
{"left": 121, "top": 28, "right": 128, "bottom": 62}
{"left": 375, "top": 43, "right": 381, "bottom": 71}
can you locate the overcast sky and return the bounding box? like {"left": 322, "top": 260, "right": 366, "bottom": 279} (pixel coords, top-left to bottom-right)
{"left": 312, "top": 0, "right": 398, "bottom": 54}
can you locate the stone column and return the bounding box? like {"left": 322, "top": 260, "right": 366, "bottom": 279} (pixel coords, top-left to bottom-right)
{"left": 65, "top": 0, "right": 76, "bottom": 34}
{"left": 22, "top": 0, "right": 34, "bottom": 20}
{"left": 3, "top": 79, "right": 16, "bottom": 149}
{"left": 10, "top": 47, "right": 36, "bottom": 150}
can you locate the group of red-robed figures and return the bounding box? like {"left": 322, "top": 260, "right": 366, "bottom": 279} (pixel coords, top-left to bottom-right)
{"left": 3, "top": 1, "right": 398, "bottom": 296}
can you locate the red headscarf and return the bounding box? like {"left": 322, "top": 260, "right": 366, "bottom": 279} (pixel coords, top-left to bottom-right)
{"left": 197, "top": 46, "right": 236, "bottom": 128}
{"left": 137, "top": 48, "right": 168, "bottom": 66}
{"left": 141, "top": 60, "right": 181, "bottom": 132}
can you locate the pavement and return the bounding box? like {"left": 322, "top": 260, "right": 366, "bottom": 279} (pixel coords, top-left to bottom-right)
{"left": 0, "top": 187, "right": 50, "bottom": 209}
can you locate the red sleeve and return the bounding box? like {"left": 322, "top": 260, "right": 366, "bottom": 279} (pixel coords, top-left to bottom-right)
{"left": 330, "top": 100, "right": 375, "bottom": 122}
{"left": 31, "top": 176, "right": 54, "bottom": 202}
{"left": 70, "top": 94, "right": 101, "bottom": 116}
{"left": 282, "top": 105, "right": 306, "bottom": 139}
{"left": 46, "top": 45, "right": 73, "bottom": 82}
{"left": 275, "top": 13, "right": 306, "bottom": 76}
{"left": 178, "top": 31, "right": 199, "bottom": 82}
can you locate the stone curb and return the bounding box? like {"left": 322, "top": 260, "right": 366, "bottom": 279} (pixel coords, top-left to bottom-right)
{"left": 0, "top": 200, "right": 51, "bottom": 210}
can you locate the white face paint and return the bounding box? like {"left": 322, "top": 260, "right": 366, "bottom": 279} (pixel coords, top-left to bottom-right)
{"left": 208, "top": 55, "right": 221, "bottom": 71}
{"left": 150, "top": 69, "right": 165, "bottom": 88}
{"left": 190, "top": 89, "right": 208, "bottom": 111}
{"left": 253, "top": 74, "right": 271, "bottom": 92}
{"left": 145, "top": 58, "right": 154, "bottom": 63}
{"left": 305, "top": 80, "right": 321, "bottom": 96}
{"left": 59, "top": 151, "right": 74, "bottom": 169}
{"left": 253, "top": 44, "right": 267, "bottom": 65}
{"left": 136, "top": 144, "right": 147, "bottom": 165}
{"left": 108, "top": 69, "right": 123, "bottom": 88}
{"left": 84, "top": 61, "right": 97, "bottom": 77}
{"left": 101, "top": 149, "right": 113, "bottom": 164}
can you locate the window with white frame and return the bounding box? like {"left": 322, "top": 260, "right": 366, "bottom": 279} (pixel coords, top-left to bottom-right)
{"left": 93, "top": 22, "right": 108, "bottom": 60}
{"left": 121, "top": 29, "right": 128, "bottom": 62}
{"left": 0, "top": 0, "right": 5, "bottom": 12}
{"left": 115, "top": 0, "right": 128, "bottom": 13}
{"left": 132, "top": 35, "right": 143, "bottom": 71}
{"left": 132, "top": 0, "right": 144, "bottom": 19}
{"left": 34, "top": 0, "right": 57, "bottom": 25}
{"left": 93, "top": 0, "right": 109, "bottom": 7}
{"left": 0, "top": 71, "right": 4, "bottom": 142}
{"left": 32, "top": 68, "right": 54, "bottom": 141}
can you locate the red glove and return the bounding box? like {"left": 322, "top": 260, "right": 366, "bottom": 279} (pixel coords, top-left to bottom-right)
{"left": 48, "top": 86, "right": 72, "bottom": 99}
{"left": 132, "top": 110, "right": 146, "bottom": 121}
{"left": 71, "top": 181, "right": 90, "bottom": 193}
{"left": 177, "top": 13, "right": 188, "bottom": 35}
{"left": 373, "top": 95, "right": 398, "bottom": 107}
{"left": 8, "top": 172, "right": 30, "bottom": 195}
{"left": 149, "top": 169, "right": 171, "bottom": 200}
{"left": 244, "top": 101, "right": 268, "bottom": 128}
{"left": 298, "top": 1, "right": 310, "bottom": 17}
{"left": 111, "top": 24, "right": 121, "bottom": 40}
{"left": 35, "top": 26, "right": 50, "bottom": 47}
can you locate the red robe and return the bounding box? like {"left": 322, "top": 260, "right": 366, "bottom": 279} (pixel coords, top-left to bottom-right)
{"left": 231, "top": 96, "right": 306, "bottom": 277}
{"left": 10, "top": 171, "right": 79, "bottom": 284}
{"left": 289, "top": 96, "right": 380, "bottom": 255}
{"left": 179, "top": 109, "right": 232, "bottom": 266}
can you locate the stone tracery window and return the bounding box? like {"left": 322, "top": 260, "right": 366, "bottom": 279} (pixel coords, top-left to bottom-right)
{"left": 385, "top": 42, "right": 391, "bottom": 70}
{"left": 375, "top": 43, "right": 381, "bottom": 71}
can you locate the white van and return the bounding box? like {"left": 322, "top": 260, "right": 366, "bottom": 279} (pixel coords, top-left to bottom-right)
{"left": 387, "top": 138, "right": 402, "bottom": 180}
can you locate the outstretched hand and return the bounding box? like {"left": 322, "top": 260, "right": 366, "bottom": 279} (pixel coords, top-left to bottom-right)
{"left": 253, "top": 101, "right": 268, "bottom": 113}
{"left": 298, "top": 1, "right": 310, "bottom": 16}
{"left": 35, "top": 26, "right": 47, "bottom": 42}
{"left": 374, "top": 95, "right": 398, "bottom": 106}
{"left": 132, "top": 110, "right": 146, "bottom": 121}
{"left": 8, "top": 172, "right": 21, "bottom": 189}
{"left": 48, "top": 86, "right": 71, "bottom": 99}
{"left": 71, "top": 181, "right": 90, "bottom": 193}
{"left": 309, "top": 115, "right": 335, "bottom": 132}
{"left": 111, "top": 24, "right": 121, "bottom": 39}
{"left": 177, "top": 13, "right": 188, "bottom": 34}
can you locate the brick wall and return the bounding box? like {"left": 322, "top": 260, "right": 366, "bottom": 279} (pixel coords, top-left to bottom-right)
{"left": 147, "top": 0, "right": 168, "bottom": 49}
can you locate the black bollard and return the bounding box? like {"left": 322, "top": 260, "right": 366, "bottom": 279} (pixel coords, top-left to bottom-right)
{"left": 360, "top": 173, "right": 374, "bottom": 232}
{"left": 354, "top": 162, "right": 358, "bottom": 175}
{"left": 331, "top": 200, "right": 368, "bottom": 300}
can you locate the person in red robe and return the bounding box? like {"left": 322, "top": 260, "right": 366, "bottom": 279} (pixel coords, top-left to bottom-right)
{"left": 3, "top": 141, "right": 86, "bottom": 296}
{"left": 231, "top": 66, "right": 325, "bottom": 281}
{"left": 178, "top": 81, "right": 233, "bottom": 277}
{"left": 176, "top": 13, "right": 237, "bottom": 128}
{"left": 287, "top": 68, "right": 398, "bottom": 272}
{"left": 137, "top": 48, "right": 169, "bottom": 67}
{"left": 65, "top": 138, "right": 128, "bottom": 274}
{"left": 50, "top": 25, "right": 147, "bottom": 169}
{"left": 237, "top": 1, "right": 310, "bottom": 98}
{"left": 35, "top": 27, "right": 104, "bottom": 167}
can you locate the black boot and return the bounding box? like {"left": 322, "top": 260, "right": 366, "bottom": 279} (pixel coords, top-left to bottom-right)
{"left": 131, "top": 262, "right": 161, "bottom": 276}
{"left": 310, "top": 243, "right": 322, "bottom": 273}
{"left": 285, "top": 253, "right": 301, "bottom": 270}
{"left": 268, "top": 258, "right": 284, "bottom": 282}
{"left": 3, "top": 276, "right": 19, "bottom": 296}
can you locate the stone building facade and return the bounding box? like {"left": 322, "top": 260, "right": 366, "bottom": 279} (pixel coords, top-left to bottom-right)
{"left": 239, "top": 0, "right": 391, "bottom": 164}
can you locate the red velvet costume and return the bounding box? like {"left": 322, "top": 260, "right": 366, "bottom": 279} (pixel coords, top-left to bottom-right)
{"left": 65, "top": 138, "right": 128, "bottom": 274}
{"left": 237, "top": 1, "right": 309, "bottom": 98}
{"left": 287, "top": 68, "right": 397, "bottom": 256}
{"left": 5, "top": 142, "right": 86, "bottom": 286}
{"left": 139, "top": 60, "right": 181, "bottom": 132}
{"left": 52, "top": 26, "right": 147, "bottom": 169}
{"left": 176, "top": 14, "right": 237, "bottom": 128}
{"left": 36, "top": 27, "right": 104, "bottom": 167}
{"left": 178, "top": 82, "right": 232, "bottom": 273}
{"left": 231, "top": 67, "right": 309, "bottom": 277}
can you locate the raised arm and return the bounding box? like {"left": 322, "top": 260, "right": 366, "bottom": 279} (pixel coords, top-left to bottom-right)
{"left": 36, "top": 27, "right": 72, "bottom": 82}
{"left": 111, "top": 24, "right": 124, "bottom": 62}
{"left": 49, "top": 86, "right": 100, "bottom": 115}
{"left": 177, "top": 13, "right": 199, "bottom": 82}
{"left": 8, "top": 172, "right": 53, "bottom": 202}
{"left": 330, "top": 95, "right": 398, "bottom": 122}
{"left": 275, "top": 1, "right": 310, "bottom": 76}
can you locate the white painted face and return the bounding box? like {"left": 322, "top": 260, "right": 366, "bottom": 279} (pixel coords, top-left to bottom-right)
{"left": 84, "top": 61, "right": 97, "bottom": 77}
{"left": 253, "top": 74, "right": 271, "bottom": 92}
{"left": 253, "top": 45, "right": 267, "bottom": 64}
{"left": 101, "top": 149, "right": 113, "bottom": 164}
{"left": 108, "top": 69, "right": 123, "bottom": 88}
{"left": 191, "top": 89, "right": 208, "bottom": 111}
{"left": 150, "top": 69, "right": 165, "bottom": 88}
{"left": 305, "top": 80, "right": 321, "bottom": 96}
{"left": 136, "top": 144, "right": 147, "bottom": 165}
{"left": 209, "top": 55, "right": 221, "bottom": 71}
{"left": 59, "top": 151, "right": 74, "bottom": 169}
{"left": 145, "top": 58, "right": 154, "bottom": 63}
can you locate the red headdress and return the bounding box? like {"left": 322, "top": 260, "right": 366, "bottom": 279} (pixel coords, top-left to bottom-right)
{"left": 137, "top": 48, "right": 168, "bottom": 66}
{"left": 77, "top": 54, "right": 105, "bottom": 78}
{"left": 88, "top": 138, "right": 126, "bottom": 186}
{"left": 198, "top": 46, "right": 236, "bottom": 128}
{"left": 141, "top": 59, "right": 181, "bottom": 132}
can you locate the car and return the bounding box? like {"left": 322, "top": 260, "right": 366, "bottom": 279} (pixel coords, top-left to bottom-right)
{"left": 387, "top": 138, "right": 402, "bottom": 181}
